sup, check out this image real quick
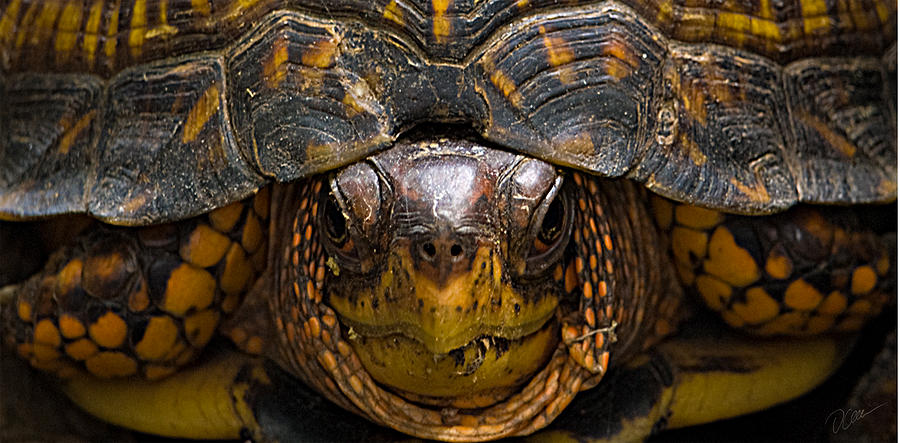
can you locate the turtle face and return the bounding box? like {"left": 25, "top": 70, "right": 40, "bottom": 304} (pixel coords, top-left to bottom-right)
{"left": 273, "top": 138, "right": 656, "bottom": 440}
{"left": 318, "top": 141, "right": 571, "bottom": 404}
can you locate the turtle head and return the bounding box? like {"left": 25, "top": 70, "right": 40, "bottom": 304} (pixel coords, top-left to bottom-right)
{"left": 319, "top": 140, "right": 569, "bottom": 404}
{"left": 274, "top": 138, "right": 666, "bottom": 441}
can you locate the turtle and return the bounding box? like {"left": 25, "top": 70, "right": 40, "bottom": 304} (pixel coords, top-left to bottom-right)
{"left": 0, "top": 0, "right": 897, "bottom": 441}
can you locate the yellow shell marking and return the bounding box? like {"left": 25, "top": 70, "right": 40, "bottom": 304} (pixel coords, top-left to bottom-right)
{"left": 162, "top": 264, "right": 216, "bottom": 315}
{"left": 191, "top": 0, "right": 211, "bottom": 16}
{"left": 703, "top": 226, "right": 761, "bottom": 287}
{"left": 383, "top": 0, "right": 404, "bottom": 25}
{"left": 301, "top": 37, "right": 338, "bottom": 69}
{"left": 540, "top": 25, "right": 575, "bottom": 68}
{"left": 102, "top": 0, "right": 120, "bottom": 60}
{"left": 656, "top": 0, "right": 673, "bottom": 23}
{"left": 89, "top": 312, "right": 128, "bottom": 348}
{"left": 135, "top": 316, "right": 180, "bottom": 361}
{"left": 82, "top": 0, "right": 104, "bottom": 65}
{"left": 129, "top": 0, "right": 147, "bottom": 57}
{"left": 224, "top": 0, "right": 262, "bottom": 21}
{"left": 432, "top": 0, "right": 450, "bottom": 42}
{"left": 0, "top": 0, "right": 22, "bottom": 48}
{"left": 144, "top": 0, "right": 177, "bottom": 39}
{"left": 490, "top": 69, "right": 518, "bottom": 100}
{"left": 14, "top": 0, "right": 39, "bottom": 50}
{"left": 54, "top": 0, "right": 83, "bottom": 54}
{"left": 750, "top": 17, "right": 780, "bottom": 42}
{"left": 795, "top": 112, "right": 856, "bottom": 157}
{"left": 729, "top": 177, "right": 771, "bottom": 203}
{"left": 182, "top": 83, "right": 220, "bottom": 143}
{"left": 32, "top": 1, "right": 61, "bottom": 48}
{"left": 802, "top": 0, "right": 832, "bottom": 35}
{"left": 716, "top": 12, "right": 750, "bottom": 47}
{"left": 58, "top": 110, "right": 96, "bottom": 154}
{"left": 263, "top": 38, "right": 288, "bottom": 89}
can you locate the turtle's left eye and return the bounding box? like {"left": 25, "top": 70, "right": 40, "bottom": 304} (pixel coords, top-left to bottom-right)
{"left": 323, "top": 197, "right": 347, "bottom": 244}
{"left": 525, "top": 189, "right": 571, "bottom": 273}
{"left": 534, "top": 197, "right": 564, "bottom": 252}
{"left": 321, "top": 194, "right": 358, "bottom": 259}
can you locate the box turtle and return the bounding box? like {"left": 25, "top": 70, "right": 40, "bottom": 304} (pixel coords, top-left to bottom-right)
{"left": 0, "top": 0, "right": 896, "bottom": 441}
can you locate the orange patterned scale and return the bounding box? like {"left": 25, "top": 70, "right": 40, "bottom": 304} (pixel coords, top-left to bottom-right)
{"left": 0, "top": 193, "right": 268, "bottom": 380}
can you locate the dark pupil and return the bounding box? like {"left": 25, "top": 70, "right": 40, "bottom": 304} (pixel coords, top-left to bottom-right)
{"left": 324, "top": 198, "right": 347, "bottom": 242}
{"left": 538, "top": 197, "right": 563, "bottom": 243}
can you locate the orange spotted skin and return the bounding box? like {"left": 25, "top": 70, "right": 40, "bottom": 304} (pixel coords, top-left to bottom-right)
{"left": 1, "top": 192, "right": 268, "bottom": 380}
{"left": 653, "top": 197, "right": 895, "bottom": 336}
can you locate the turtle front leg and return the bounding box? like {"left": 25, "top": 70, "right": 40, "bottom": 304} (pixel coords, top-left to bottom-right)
{"left": 651, "top": 197, "right": 895, "bottom": 335}
{"left": 562, "top": 174, "right": 684, "bottom": 379}
{"left": 1, "top": 189, "right": 269, "bottom": 380}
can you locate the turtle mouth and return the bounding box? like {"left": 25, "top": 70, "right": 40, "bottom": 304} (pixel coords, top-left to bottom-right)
{"left": 344, "top": 314, "right": 560, "bottom": 407}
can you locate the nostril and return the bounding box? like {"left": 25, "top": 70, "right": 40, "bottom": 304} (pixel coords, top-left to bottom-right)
{"left": 450, "top": 244, "right": 463, "bottom": 258}
{"left": 422, "top": 242, "right": 437, "bottom": 259}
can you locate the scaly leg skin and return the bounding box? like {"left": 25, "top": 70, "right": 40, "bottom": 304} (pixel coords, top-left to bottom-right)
{"left": 1, "top": 189, "right": 269, "bottom": 381}
{"left": 652, "top": 197, "right": 896, "bottom": 335}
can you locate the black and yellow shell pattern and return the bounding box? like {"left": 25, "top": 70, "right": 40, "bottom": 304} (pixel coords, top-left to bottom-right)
{"left": 0, "top": 0, "right": 896, "bottom": 224}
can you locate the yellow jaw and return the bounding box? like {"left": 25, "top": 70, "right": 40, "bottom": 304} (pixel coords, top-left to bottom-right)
{"left": 350, "top": 319, "right": 558, "bottom": 406}
{"left": 327, "top": 244, "right": 560, "bottom": 402}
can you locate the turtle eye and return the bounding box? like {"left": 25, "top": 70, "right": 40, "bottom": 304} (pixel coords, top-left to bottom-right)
{"left": 534, "top": 197, "right": 564, "bottom": 253}
{"left": 525, "top": 190, "right": 571, "bottom": 272}
{"left": 321, "top": 194, "right": 357, "bottom": 258}
{"left": 323, "top": 197, "right": 347, "bottom": 244}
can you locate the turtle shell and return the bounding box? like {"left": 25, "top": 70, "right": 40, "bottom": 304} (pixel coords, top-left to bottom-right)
{"left": 1, "top": 0, "right": 896, "bottom": 225}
